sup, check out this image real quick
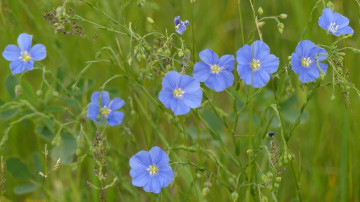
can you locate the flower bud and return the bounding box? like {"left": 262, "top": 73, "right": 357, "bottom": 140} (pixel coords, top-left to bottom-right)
{"left": 276, "top": 177, "right": 282, "bottom": 183}
{"left": 53, "top": 91, "right": 59, "bottom": 97}
{"left": 258, "top": 22, "right": 265, "bottom": 28}
{"left": 202, "top": 187, "right": 210, "bottom": 197}
{"left": 279, "top": 14, "right": 288, "bottom": 19}
{"left": 178, "top": 49, "right": 184, "bottom": 57}
{"left": 258, "top": 7, "right": 264, "bottom": 15}
{"left": 231, "top": 192, "right": 239, "bottom": 201}
{"left": 36, "top": 89, "right": 42, "bottom": 97}
{"left": 327, "top": 1, "right": 334, "bottom": 9}
{"left": 15, "top": 85, "right": 22, "bottom": 97}
{"left": 146, "top": 17, "right": 154, "bottom": 24}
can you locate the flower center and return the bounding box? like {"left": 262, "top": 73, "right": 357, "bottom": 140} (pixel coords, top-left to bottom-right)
{"left": 250, "top": 59, "right": 261, "bottom": 70}
{"left": 301, "top": 57, "right": 312, "bottom": 67}
{"left": 211, "top": 64, "right": 221, "bottom": 74}
{"left": 175, "top": 24, "right": 180, "bottom": 29}
{"left": 147, "top": 165, "right": 158, "bottom": 175}
{"left": 101, "top": 107, "right": 111, "bottom": 116}
{"left": 173, "top": 88, "right": 184, "bottom": 98}
{"left": 19, "top": 51, "right": 31, "bottom": 62}
{"left": 328, "top": 22, "right": 339, "bottom": 34}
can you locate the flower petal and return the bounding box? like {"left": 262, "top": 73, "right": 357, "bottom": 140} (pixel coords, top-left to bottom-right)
{"left": 199, "top": 49, "right": 219, "bottom": 65}
{"left": 174, "top": 16, "right": 180, "bottom": 26}
{"left": 237, "top": 63, "right": 252, "bottom": 86}
{"left": 158, "top": 165, "right": 174, "bottom": 187}
{"left": 204, "top": 71, "right": 234, "bottom": 92}
{"left": 26, "top": 60, "right": 34, "bottom": 71}
{"left": 17, "top": 33, "right": 32, "bottom": 51}
{"left": 176, "top": 24, "right": 187, "bottom": 35}
{"left": 9, "top": 60, "right": 26, "bottom": 75}
{"left": 143, "top": 177, "right": 161, "bottom": 193}
{"left": 149, "top": 146, "right": 169, "bottom": 166}
{"left": 101, "top": 91, "right": 110, "bottom": 107}
{"left": 252, "top": 70, "right": 270, "bottom": 88}
{"left": 236, "top": 44, "right": 252, "bottom": 65}
{"left": 193, "top": 62, "right": 211, "bottom": 82}
{"left": 260, "top": 54, "right": 279, "bottom": 74}
{"left": 252, "top": 40, "right": 270, "bottom": 60}
{"left": 170, "top": 98, "right": 191, "bottom": 115}
{"left": 109, "top": 97, "right": 125, "bottom": 110}
{"left": 2, "top": 45, "right": 20, "bottom": 61}
{"left": 30, "top": 44, "right": 46, "bottom": 61}
{"left": 162, "top": 71, "right": 181, "bottom": 90}
{"left": 295, "top": 40, "right": 315, "bottom": 57}
{"left": 159, "top": 88, "right": 173, "bottom": 109}
{"left": 179, "top": 74, "right": 200, "bottom": 93}
{"left": 87, "top": 103, "right": 101, "bottom": 122}
{"left": 90, "top": 91, "right": 101, "bottom": 104}
{"left": 218, "top": 54, "right": 235, "bottom": 71}
{"left": 129, "top": 151, "right": 151, "bottom": 169}
{"left": 106, "top": 111, "right": 124, "bottom": 126}
{"left": 337, "top": 26, "right": 354, "bottom": 35}
{"left": 183, "top": 89, "right": 203, "bottom": 108}
{"left": 130, "top": 168, "right": 150, "bottom": 187}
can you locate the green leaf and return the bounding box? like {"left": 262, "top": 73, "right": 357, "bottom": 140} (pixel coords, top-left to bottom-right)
{"left": 14, "top": 184, "right": 39, "bottom": 195}
{"left": 51, "top": 133, "right": 77, "bottom": 164}
{"left": 35, "top": 125, "right": 54, "bottom": 142}
{"left": 4, "top": 75, "right": 19, "bottom": 98}
{"left": 0, "top": 109, "right": 19, "bottom": 121}
{"left": 6, "top": 157, "right": 31, "bottom": 180}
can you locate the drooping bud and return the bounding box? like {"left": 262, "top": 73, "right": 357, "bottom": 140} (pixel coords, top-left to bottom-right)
{"left": 258, "top": 7, "right": 264, "bottom": 15}
{"left": 279, "top": 14, "right": 288, "bottom": 19}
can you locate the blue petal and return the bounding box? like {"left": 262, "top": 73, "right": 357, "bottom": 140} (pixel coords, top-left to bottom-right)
{"left": 179, "top": 74, "right": 200, "bottom": 93}
{"left": 183, "top": 88, "right": 203, "bottom": 108}
{"left": 319, "top": 62, "right": 328, "bottom": 74}
{"left": 251, "top": 40, "right": 270, "bottom": 60}
{"left": 337, "top": 26, "right": 354, "bottom": 35}
{"left": 2, "top": 45, "right": 20, "bottom": 61}
{"left": 318, "top": 8, "right": 333, "bottom": 30}
{"left": 17, "top": 33, "right": 32, "bottom": 51}
{"left": 129, "top": 151, "right": 151, "bottom": 169}
{"left": 176, "top": 24, "right": 186, "bottom": 35}
{"left": 149, "top": 146, "right": 169, "bottom": 167}
{"left": 162, "top": 71, "right": 181, "bottom": 90}
{"left": 174, "top": 16, "right": 180, "bottom": 26}
{"left": 9, "top": 60, "right": 26, "bottom": 75}
{"left": 106, "top": 111, "right": 124, "bottom": 126}
{"left": 159, "top": 88, "right": 173, "bottom": 109}
{"left": 109, "top": 97, "right": 125, "bottom": 110}
{"left": 170, "top": 99, "right": 191, "bottom": 115}
{"left": 30, "top": 44, "right": 46, "bottom": 61}
{"left": 130, "top": 168, "right": 150, "bottom": 187}
{"left": 199, "top": 49, "right": 219, "bottom": 65}
{"left": 91, "top": 91, "right": 101, "bottom": 104}
{"left": 260, "top": 54, "right": 279, "bottom": 74}
{"left": 218, "top": 54, "right": 235, "bottom": 71}
{"left": 193, "top": 62, "right": 211, "bottom": 82}
{"left": 204, "top": 71, "right": 234, "bottom": 92}
{"left": 143, "top": 177, "right": 161, "bottom": 194}
{"left": 252, "top": 69, "right": 270, "bottom": 88}
{"left": 183, "top": 20, "right": 190, "bottom": 26}
{"left": 101, "top": 91, "right": 110, "bottom": 107}
{"left": 333, "top": 12, "right": 349, "bottom": 28}
{"left": 237, "top": 63, "right": 252, "bottom": 86}
{"left": 290, "top": 53, "right": 304, "bottom": 75}
{"left": 158, "top": 165, "right": 174, "bottom": 187}
{"left": 236, "top": 44, "right": 252, "bottom": 65}
{"left": 295, "top": 40, "right": 316, "bottom": 57}
{"left": 309, "top": 46, "right": 328, "bottom": 61}
{"left": 26, "top": 60, "right": 34, "bottom": 71}
{"left": 87, "top": 103, "right": 100, "bottom": 122}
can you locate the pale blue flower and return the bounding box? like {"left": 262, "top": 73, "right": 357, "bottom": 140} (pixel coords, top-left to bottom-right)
{"left": 318, "top": 8, "right": 354, "bottom": 36}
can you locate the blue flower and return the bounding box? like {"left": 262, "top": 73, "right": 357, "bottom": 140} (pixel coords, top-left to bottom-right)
{"left": 174, "top": 16, "right": 190, "bottom": 35}
{"left": 2, "top": 33, "right": 46, "bottom": 75}
{"left": 318, "top": 8, "right": 354, "bottom": 36}
{"left": 291, "top": 40, "right": 328, "bottom": 83}
{"left": 87, "top": 91, "right": 125, "bottom": 126}
{"left": 159, "top": 71, "right": 202, "bottom": 115}
{"left": 236, "top": 40, "right": 279, "bottom": 88}
{"left": 129, "top": 146, "right": 174, "bottom": 194}
{"left": 193, "top": 49, "right": 235, "bottom": 92}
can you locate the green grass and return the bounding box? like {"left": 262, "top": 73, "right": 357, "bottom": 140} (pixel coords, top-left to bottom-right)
{"left": 0, "top": 0, "right": 359, "bottom": 201}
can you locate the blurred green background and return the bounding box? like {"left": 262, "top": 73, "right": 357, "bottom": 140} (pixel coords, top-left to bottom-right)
{"left": 0, "top": 0, "right": 359, "bottom": 201}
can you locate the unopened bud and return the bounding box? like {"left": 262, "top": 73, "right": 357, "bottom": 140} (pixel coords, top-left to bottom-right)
{"left": 231, "top": 192, "right": 239, "bottom": 201}
{"left": 258, "top": 22, "right": 265, "bottom": 28}
{"left": 36, "top": 89, "right": 42, "bottom": 96}
{"left": 258, "top": 7, "right": 264, "bottom": 15}
{"left": 15, "top": 85, "right": 22, "bottom": 97}
{"left": 146, "top": 17, "right": 154, "bottom": 24}
{"left": 279, "top": 14, "right": 288, "bottom": 19}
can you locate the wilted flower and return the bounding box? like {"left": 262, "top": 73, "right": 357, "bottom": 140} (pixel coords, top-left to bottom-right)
{"left": 193, "top": 49, "right": 235, "bottom": 92}
{"left": 318, "top": 8, "right": 354, "bottom": 36}
{"left": 129, "top": 146, "right": 174, "bottom": 194}
{"left": 236, "top": 40, "right": 279, "bottom": 88}
{"left": 159, "top": 71, "right": 202, "bottom": 115}
{"left": 87, "top": 91, "right": 125, "bottom": 126}
{"left": 2, "top": 33, "right": 46, "bottom": 75}
{"left": 290, "top": 40, "right": 328, "bottom": 83}
{"left": 174, "top": 16, "right": 190, "bottom": 35}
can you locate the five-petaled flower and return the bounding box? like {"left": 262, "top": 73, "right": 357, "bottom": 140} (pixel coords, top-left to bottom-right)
{"left": 2, "top": 33, "right": 46, "bottom": 75}
{"left": 174, "top": 16, "right": 190, "bottom": 35}
{"left": 159, "top": 71, "right": 202, "bottom": 115}
{"left": 291, "top": 40, "right": 328, "bottom": 83}
{"left": 236, "top": 40, "right": 279, "bottom": 88}
{"left": 318, "top": 8, "right": 354, "bottom": 36}
{"left": 87, "top": 91, "right": 125, "bottom": 126}
{"left": 129, "top": 146, "right": 174, "bottom": 194}
{"left": 193, "top": 49, "right": 235, "bottom": 92}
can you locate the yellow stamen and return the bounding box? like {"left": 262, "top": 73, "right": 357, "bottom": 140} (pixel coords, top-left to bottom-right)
{"left": 19, "top": 51, "right": 31, "bottom": 62}
{"left": 301, "top": 57, "right": 311, "bottom": 67}
{"left": 173, "top": 88, "right": 184, "bottom": 98}
{"left": 250, "top": 59, "right": 260, "bottom": 70}
{"left": 147, "top": 165, "right": 158, "bottom": 175}
{"left": 101, "top": 107, "right": 111, "bottom": 116}
{"left": 211, "top": 64, "right": 220, "bottom": 74}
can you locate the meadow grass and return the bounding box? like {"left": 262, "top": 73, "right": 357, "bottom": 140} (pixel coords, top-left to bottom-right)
{"left": 0, "top": 0, "right": 359, "bottom": 201}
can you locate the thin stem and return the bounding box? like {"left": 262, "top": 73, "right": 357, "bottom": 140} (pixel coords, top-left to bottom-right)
{"left": 249, "top": 0, "right": 263, "bottom": 41}
{"left": 237, "top": 0, "right": 245, "bottom": 45}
